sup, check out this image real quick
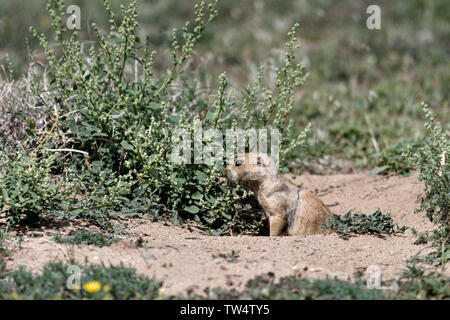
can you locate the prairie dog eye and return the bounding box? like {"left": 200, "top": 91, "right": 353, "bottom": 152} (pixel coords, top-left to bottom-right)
{"left": 235, "top": 159, "right": 245, "bottom": 167}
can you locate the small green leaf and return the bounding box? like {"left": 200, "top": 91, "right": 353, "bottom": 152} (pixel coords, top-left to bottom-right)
{"left": 121, "top": 141, "right": 134, "bottom": 151}
{"left": 148, "top": 102, "right": 161, "bottom": 110}
{"left": 221, "top": 212, "right": 232, "bottom": 220}
{"left": 196, "top": 171, "right": 208, "bottom": 182}
{"left": 370, "top": 165, "right": 390, "bottom": 176}
{"left": 206, "top": 111, "right": 216, "bottom": 121}
{"left": 191, "top": 192, "right": 203, "bottom": 200}
{"left": 184, "top": 205, "right": 200, "bottom": 214}
{"left": 169, "top": 115, "right": 180, "bottom": 123}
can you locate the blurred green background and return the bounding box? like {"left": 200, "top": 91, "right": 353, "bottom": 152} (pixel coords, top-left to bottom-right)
{"left": 0, "top": 0, "right": 449, "bottom": 172}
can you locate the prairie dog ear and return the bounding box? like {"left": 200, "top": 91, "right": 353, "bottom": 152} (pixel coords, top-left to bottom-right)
{"left": 256, "top": 153, "right": 278, "bottom": 174}
{"left": 256, "top": 155, "right": 263, "bottom": 166}
{"left": 245, "top": 153, "right": 265, "bottom": 166}
{"left": 256, "top": 154, "right": 273, "bottom": 167}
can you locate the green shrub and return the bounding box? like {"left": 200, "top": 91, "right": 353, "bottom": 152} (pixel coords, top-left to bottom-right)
{"left": 407, "top": 103, "right": 449, "bottom": 226}
{"left": 322, "top": 209, "right": 407, "bottom": 235}
{"left": 0, "top": 145, "right": 65, "bottom": 226}
{"left": 53, "top": 229, "right": 120, "bottom": 247}
{"left": 53, "top": 159, "right": 148, "bottom": 229}
{"left": 405, "top": 103, "right": 449, "bottom": 267}
{"left": 27, "top": 0, "right": 310, "bottom": 234}
{"left": 369, "top": 141, "right": 422, "bottom": 176}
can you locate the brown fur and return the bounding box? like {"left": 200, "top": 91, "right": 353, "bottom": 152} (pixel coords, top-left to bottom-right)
{"left": 225, "top": 152, "right": 333, "bottom": 236}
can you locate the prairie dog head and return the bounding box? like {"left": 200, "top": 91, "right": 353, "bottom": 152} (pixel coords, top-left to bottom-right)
{"left": 225, "top": 152, "right": 278, "bottom": 191}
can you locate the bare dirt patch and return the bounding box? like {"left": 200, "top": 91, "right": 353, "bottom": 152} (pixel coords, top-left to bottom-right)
{"left": 3, "top": 172, "right": 448, "bottom": 296}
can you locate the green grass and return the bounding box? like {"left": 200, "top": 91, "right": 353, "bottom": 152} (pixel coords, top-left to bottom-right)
{"left": 0, "top": 262, "right": 163, "bottom": 299}
{"left": 189, "top": 273, "right": 389, "bottom": 300}
{"left": 1, "top": 261, "right": 448, "bottom": 300}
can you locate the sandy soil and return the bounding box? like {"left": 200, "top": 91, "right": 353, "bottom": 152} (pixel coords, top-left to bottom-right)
{"left": 3, "top": 172, "right": 449, "bottom": 296}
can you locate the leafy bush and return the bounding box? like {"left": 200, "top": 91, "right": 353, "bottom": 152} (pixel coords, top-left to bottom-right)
{"left": 406, "top": 103, "right": 449, "bottom": 267}
{"left": 0, "top": 145, "right": 65, "bottom": 226}
{"left": 53, "top": 229, "right": 120, "bottom": 247}
{"left": 406, "top": 103, "right": 449, "bottom": 226}
{"left": 322, "top": 209, "right": 407, "bottom": 235}
{"left": 53, "top": 159, "right": 150, "bottom": 229}
{"left": 25, "top": 0, "right": 310, "bottom": 234}
{"left": 369, "top": 141, "right": 422, "bottom": 176}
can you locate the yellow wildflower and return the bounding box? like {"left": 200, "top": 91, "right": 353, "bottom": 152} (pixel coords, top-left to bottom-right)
{"left": 83, "top": 281, "right": 102, "bottom": 293}
{"left": 157, "top": 288, "right": 165, "bottom": 298}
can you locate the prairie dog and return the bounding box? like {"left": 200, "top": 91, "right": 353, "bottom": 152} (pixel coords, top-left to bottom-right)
{"left": 225, "top": 152, "right": 332, "bottom": 236}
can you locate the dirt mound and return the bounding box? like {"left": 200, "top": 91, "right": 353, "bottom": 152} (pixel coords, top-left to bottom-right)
{"left": 4, "top": 172, "right": 448, "bottom": 296}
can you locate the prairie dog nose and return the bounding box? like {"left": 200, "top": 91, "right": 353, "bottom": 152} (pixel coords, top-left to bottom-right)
{"left": 225, "top": 166, "right": 238, "bottom": 185}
